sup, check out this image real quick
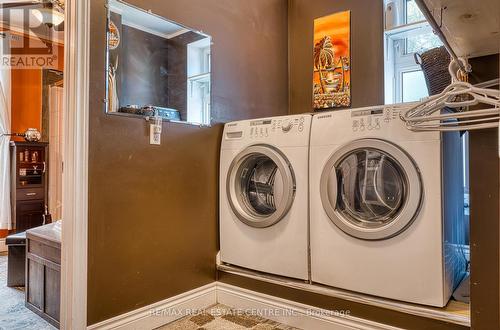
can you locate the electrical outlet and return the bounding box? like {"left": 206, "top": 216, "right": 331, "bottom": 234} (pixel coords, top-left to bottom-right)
{"left": 150, "top": 123, "right": 162, "bottom": 145}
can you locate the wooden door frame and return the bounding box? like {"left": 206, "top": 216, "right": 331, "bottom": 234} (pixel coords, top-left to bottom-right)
{"left": 60, "top": 0, "right": 89, "bottom": 328}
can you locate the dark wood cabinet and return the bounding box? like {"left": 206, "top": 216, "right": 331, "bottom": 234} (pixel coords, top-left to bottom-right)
{"left": 10, "top": 141, "right": 49, "bottom": 233}
{"left": 26, "top": 223, "right": 61, "bottom": 328}
{"left": 15, "top": 200, "right": 45, "bottom": 233}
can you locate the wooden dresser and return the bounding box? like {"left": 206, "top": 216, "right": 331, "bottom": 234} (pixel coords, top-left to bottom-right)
{"left": 10, "top": 141, "right": 49, "bottom": 233}
{"left": 26, "top": 222, "right": 61, "bottom": 328}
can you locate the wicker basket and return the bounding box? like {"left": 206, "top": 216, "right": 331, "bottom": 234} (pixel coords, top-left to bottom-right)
{"left": 415, "top": 46, "right": 451, "bottom": 96}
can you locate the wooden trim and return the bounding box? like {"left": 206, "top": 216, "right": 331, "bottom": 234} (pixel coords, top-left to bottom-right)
{"left": 60, "top": 0, "right": 90, "bottom": 328}
{"left": 217, "top": 282, "right": 404, "bottom": 330}
{"left": 85, "top": 282, "right": 403, "bottom": 330}
{"left": 217, "top": 262, "right": 470, "bottom": 327}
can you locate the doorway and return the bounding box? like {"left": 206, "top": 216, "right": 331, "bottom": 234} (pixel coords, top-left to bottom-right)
{"left": 0, "top": 2, "right": 66, "bottom": 328}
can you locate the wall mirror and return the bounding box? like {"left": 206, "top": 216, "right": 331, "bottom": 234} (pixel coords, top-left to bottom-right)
{"left": 105, "top": 0, "right": 212, "bottom": 126}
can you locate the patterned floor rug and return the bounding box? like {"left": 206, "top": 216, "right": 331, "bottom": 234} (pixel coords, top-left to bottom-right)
{"left": 157, "top": 304, "right": 301, "bottom": 330}
{"left": 0, "top": 255, "right": 55, "bottom": 330}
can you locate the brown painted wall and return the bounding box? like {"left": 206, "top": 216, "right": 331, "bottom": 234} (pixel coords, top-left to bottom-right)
{"left": 288, "top": 0, "right": 384, "bottom": 114}
{"left": 468, "top": 54, "right": 499, "bottom": 330}
{"left": 87, "top": 0, "right": 288, "bottom": 325}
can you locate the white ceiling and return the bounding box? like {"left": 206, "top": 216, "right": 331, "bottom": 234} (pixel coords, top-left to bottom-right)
{"left": 424, "top": 0, "right": 500, "bottom": 58}
{"left": 109, "top": 0, "right": 189, "bottom": 39}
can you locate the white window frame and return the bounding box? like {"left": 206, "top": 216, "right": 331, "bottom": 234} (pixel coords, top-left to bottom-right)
{"left": 384, "top": 0, "right": 438, "bottom": 104}
{"left": 186, "top": 41, "right": 211, "bottom": 125}
{"left": 394, "top": 44, "right": 422, "bottom": 103}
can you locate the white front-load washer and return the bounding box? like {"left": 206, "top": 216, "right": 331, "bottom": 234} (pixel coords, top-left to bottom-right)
{"left": 220, "top": 114, "right": 311, "bottom": 280}
{"left": 310, "top": 105, "right": 467, "bottom": 306}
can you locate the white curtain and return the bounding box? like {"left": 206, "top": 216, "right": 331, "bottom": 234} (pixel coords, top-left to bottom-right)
{"left": 0, "top": 52, "right": 11, "bottom": 230}
{"left": 48, "top": 86, "right": 64, "bottom": 220}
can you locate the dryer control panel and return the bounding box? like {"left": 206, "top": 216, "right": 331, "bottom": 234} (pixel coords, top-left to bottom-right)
{"left": 350, "top": 107, "right": 400, "bottom": 132}
{"left": 310, "top": 106, "right": 439, "bottom": 146}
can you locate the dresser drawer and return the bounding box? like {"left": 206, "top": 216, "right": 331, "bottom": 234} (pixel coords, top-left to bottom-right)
{"left": 17, "top": 188, "right": 45, "bottom": 201}
{"left": 28, "top": 238, "right": 61, "bottom": 265}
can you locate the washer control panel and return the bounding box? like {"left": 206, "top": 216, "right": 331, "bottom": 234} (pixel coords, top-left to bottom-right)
{"left": 248, "top": 116, "right": 306, "bottom": 138}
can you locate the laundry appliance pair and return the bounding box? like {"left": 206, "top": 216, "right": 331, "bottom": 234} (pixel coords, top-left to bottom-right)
{"left": 219, "top": 106, "right": 466, "bottom": 307}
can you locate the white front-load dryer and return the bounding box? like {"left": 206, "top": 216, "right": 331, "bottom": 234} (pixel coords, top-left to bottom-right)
{"left": 220, "top": 115, "right": 311, "bottom": 280}
{"left": 310, "top": 106, "right": 467, "bottom": 306}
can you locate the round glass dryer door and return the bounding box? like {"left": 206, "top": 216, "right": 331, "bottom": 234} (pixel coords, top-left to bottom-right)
{"left": 320, "top": 139, "right": 422, "bottom": 240}
{"left": 227, "top": 145, "right": 296, "bottom": 228}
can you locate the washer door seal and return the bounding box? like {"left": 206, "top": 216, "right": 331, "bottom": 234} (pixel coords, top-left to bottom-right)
{"left": 227, "top": 144, "right": 296, "bottom": 228}
{"left": 320, "top": 139, "right": 423, "bottom": 240}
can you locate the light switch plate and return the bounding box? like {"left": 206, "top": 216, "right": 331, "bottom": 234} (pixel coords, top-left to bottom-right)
{"left": 150, "top": 123, "right": 161, "bottom": 145}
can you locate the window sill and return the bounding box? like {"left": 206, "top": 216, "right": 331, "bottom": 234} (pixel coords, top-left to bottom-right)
{"left": 106, "top": 111, "right": 212, "bottom": 128}
{"left": 385, "top": 20, "right": 431, "bottom": 40}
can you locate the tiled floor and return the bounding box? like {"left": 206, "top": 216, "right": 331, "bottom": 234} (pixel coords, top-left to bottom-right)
{"left": 158, "top": 304, "right": 301, "bottom": 330}
{"left": 0, "top": 255, "right": 55, "bottom": 330}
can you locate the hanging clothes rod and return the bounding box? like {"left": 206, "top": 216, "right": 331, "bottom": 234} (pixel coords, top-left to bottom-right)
{"left": 414, "top": 0, "right": 471, "bottom": 74}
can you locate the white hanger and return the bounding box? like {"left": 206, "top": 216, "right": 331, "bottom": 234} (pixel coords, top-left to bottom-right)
{"left": 400, "top": 58, "right": 500, "bottom": 132}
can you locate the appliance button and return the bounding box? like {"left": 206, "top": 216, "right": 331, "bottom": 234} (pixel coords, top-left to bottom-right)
{"left": 359, "top": 119, "right": 365, "bottom": 131}
{"left": 282, "top": 121, "right": 293, "bottom": 132}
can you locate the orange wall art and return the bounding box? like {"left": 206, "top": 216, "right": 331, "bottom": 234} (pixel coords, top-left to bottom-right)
{"left": 313, "top": 10, "right": 351, "bottom": 110}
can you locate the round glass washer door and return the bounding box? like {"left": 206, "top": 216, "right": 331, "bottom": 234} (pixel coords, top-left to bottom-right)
{"left": 320, "top": 139, "right": 422, "bottom": 240}
{"left": 227, "top": 144, "right": 296, "bottom": 228}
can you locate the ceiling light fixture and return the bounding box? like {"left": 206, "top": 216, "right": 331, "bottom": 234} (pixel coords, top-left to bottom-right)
{"left": 32, "top": 8, "right": 64, "bottom": 26}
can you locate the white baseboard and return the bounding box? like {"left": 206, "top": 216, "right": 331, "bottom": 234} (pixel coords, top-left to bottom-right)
{"left": 87, "top": 282, "right": 217, "bottom": 330}
{"left": 87, "top": 281, "right": 400, "bottom": 330}
{"left": 0, "top": 239, "right": 6, "bottom": 253}
{"left": 216, "top": 283, "right": 402, "bottom": 330}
